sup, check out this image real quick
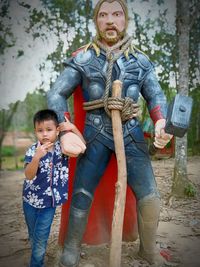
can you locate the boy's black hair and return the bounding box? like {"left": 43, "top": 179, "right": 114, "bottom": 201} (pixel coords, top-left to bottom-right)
{"left": 33, "top": 109, "right": 59, "bottom": 128}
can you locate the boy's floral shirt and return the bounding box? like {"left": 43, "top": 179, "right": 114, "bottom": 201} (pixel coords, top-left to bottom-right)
{"left": 23, "top": 140, "right": 68, "bottom": 208}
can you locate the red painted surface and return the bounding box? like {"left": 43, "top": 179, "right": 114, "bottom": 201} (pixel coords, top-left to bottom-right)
{"left": 149, "top": 105, "right": 164, "bottom": 124}
{"left": 58, "top": 86, "right": 138, "bottom": 245}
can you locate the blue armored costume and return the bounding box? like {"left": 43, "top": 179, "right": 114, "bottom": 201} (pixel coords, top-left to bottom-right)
{"left": 47, "top": 42, "right": 167, "bottom": 267}
{"left": 48, "top": 44, "right": 166, "bottom": 200}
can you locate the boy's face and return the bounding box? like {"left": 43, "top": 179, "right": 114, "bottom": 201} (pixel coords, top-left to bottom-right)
{"left": 34, "top": 120, "right": 59, "bottom": 145}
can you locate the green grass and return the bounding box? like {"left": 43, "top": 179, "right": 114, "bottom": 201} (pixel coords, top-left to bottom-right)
{"left": 184, "top": 183, "right": 197, "bottom": 197}
{"left": 1, "top": 146, "right": 16, "bottom": 157}
{"left": 1, "top": 155, "right": 24, "bottom": 170}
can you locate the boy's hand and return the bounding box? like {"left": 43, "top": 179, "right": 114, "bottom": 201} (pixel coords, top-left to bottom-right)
{"left": 35, "top": 142, "right": 53, "bottom": 159}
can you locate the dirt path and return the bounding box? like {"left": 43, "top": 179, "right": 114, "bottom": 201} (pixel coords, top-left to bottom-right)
{"left": 0, "top": 156, "right": 200, "bottom": 267}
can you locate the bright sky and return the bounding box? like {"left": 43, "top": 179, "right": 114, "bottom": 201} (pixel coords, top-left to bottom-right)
{"left": 0, "top": 0, "right": 176, "bottom": 110}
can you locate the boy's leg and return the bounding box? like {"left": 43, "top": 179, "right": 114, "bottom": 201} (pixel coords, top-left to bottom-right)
{"left": 23, "top": 202, "right": 56, "bottom": 267}
{"left": 23, "top": 201, "right": 37, "bottom": 247}
{"left": 31, "top": 207, "right": 56, "bottom": 267}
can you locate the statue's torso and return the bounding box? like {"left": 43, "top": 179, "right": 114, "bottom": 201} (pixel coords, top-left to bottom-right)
{"left": 69, "top": 49, "right": 152, "bottom": 103}
{"left": 65, "top": 49, "right": 153, "bottom": 147}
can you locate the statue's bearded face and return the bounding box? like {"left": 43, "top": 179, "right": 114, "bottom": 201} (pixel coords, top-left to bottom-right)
{"left": 96, "top": 1, "right": 126, "bottom": 45}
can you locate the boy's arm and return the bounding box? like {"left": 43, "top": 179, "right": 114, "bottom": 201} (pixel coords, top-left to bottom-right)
{"left": 25, "top": 156, "right": 40, "bottom": 180}
{"left": 25, "top": 142, "right": 53, "bottom": 180}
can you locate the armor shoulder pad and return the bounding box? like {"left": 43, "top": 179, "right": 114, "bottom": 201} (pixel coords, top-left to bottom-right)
{"left": 63, "top": 57, "right": 73, "bottom": 67}
{"left": 62, "top": 45, "right": 89, "bottom": 67}
{"left": 73, "top": 49, "right": 94, "bottom": 66}
{"left": 137, "top": 52, "right": 153, "bottom": 70}
{"left": 72, "top": 46, "right": 86, "bottom": 57}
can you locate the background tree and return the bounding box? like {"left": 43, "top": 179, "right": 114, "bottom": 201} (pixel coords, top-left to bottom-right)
{"left": 25, "top": 0, "right": 93, "bottom": 114}
{"left": 26, "top": 0, "right": 92, "bottom": 74}
{"left": 188, "top": 0, "right": 200, "bottom": 155}
{"left": 129, "top": 2, "right": 177, "bottom": 134}
{"left": 0, "top": 102, "right": 19, "bottom": 170}
{"left": 0, "top": 1, "right": 19, "bottom": 169}
{"left": 172, "top": 0, "right": 200, "bottom": 197}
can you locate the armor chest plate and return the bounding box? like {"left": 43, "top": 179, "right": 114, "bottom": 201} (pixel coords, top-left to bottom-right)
{"left": 74, "top": 50, "right": 150, "bottom": 103}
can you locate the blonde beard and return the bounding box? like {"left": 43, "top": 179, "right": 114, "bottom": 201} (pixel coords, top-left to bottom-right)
{"left": 98, "top": 29, "right": 125, "bottom": 45}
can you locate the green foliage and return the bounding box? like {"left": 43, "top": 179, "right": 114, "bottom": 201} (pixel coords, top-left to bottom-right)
{"left": 20, "top": 156, "right": 24, "bottom": 163}
{"left": 18, "top": 89, "right": 47, "bottom": 132}
{"left": 17, "top": 50, "right": 24, "bottom": 58}
{"left": 2, "top": 89, "right": 47, "bottom": 133}
{"left": 1, "top": 146, "right": 15, "bottom": 157}
{"left": 1, "top": 155, "right": 24, "bottom": 170}
{"left": 0, "top": 102, "right": 19, "bottom": 137}
{"left": 188, "top": 85, "right": 200, "bottom": 154}
{"left": 25, "top": 0, "right": 93, "bottom": 73}
{"left": 132, "top": 9, "right": 177, "bottom": 124}
{"left": 0, "top": 1, "right": 16, "bottom": 54}
{"left": 46, "top": 40, "right": 65, "bottom": 73}
{"left": 18, "top": 2, "right": 31, "bottom": 9}
{"left": 184, "top": 183, "right": 196, "bottom": 197}
{"left": 157, "top": 0, "right": 164, "bottom": 4}
{"left": 188, "top": 3, "right": 200, "bottom": 155}
{"left": 189, "top": 3, "right": 200, "bottom": 90}
{"left": 132, "top": 2, "right": 200, "bottom": 156}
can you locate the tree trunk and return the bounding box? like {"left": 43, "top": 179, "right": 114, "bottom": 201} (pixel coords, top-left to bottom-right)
{"left": 172, "top": 0, "right": 190, "bottom": 196}
{"left": 0, "top": 102, "right": 19, "bottom": 170}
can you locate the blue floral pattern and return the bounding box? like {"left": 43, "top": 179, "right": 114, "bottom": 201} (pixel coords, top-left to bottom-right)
{"left": 23, "top": 140, "right": 68, "bottom": 208}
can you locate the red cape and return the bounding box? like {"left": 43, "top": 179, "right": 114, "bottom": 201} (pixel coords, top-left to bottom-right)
{"left": 58, "top": 85, "right": 138, "bottom": 245}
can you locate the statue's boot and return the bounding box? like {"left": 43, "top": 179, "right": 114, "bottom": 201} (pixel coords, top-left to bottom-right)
{"left": 137, "top": 196, "right": 168, "bottom": 267}
{"left": 59, "top": 206, "right": 89, "bottom": 267}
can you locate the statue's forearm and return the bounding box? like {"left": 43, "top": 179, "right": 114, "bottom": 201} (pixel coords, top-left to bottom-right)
{"left": 47, "top": 67, "right": 81, "bottom": 123}
{"left": 141, "top": 71, "right": 167, "bottom": 124}
{"left": 47, "top": 91, "right": 68, "bottom": 123}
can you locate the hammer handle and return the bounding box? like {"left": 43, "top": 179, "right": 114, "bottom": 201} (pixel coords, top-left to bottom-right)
{"left": 149, "top": 143, "right": 159, "bottom": 156}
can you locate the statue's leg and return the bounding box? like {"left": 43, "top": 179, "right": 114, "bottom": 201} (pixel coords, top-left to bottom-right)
{"left": 126, "top": 141, "right": 167, "bottom": 266}
{"left": 59, "top": 205, "right": 90, "bottom": 267}
{"left": 137, "top": 195, "right": 167, "bottom": 266}
{"left": 59, "top": 139, "right": 112, "bottom": 267}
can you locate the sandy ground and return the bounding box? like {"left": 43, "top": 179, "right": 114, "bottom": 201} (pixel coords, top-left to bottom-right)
{"left": 0, "top": 156, "right": 200, "bottom": 267}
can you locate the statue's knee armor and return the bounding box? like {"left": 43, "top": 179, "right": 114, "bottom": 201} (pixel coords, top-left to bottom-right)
{"left": 71, "top": 189, "right": 93, "bottom": 210}
{"left": 138, "top": 194, "right": 160, "bottom": 221}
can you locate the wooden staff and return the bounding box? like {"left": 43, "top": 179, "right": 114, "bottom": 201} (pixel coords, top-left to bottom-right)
{"left": 109, "top": 80, "right": 127, "bottom": 267}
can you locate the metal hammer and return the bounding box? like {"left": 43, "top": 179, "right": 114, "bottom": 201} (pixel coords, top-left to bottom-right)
{"left": 149, "top": 94, "right": 193, "bottom": 155}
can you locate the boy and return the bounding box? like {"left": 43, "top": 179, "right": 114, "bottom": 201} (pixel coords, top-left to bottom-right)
{"left": 22, "top": 109, "right": 85, "bottom": 267}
